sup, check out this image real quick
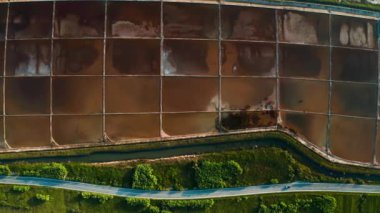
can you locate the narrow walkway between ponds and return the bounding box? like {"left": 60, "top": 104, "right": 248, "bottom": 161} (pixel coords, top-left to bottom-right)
{"left": 0, "top": 176, "right": 379, "bottom": 199}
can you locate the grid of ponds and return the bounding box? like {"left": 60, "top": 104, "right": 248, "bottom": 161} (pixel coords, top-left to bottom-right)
{"left": 0, "top": 0, "right": 379, "bottom": 164}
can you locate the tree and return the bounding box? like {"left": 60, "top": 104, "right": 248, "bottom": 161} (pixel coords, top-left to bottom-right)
{"left": 39, "top": 163, "right": 68, "bottom": 179}
{"left": 313, "top": 196, "right": 337, "bottom": 213}
{"left": 132, "top": 164, "right": 158, "bottom": 190}
{"left": 0, "top": 165, "right": 11, "bottom": 175}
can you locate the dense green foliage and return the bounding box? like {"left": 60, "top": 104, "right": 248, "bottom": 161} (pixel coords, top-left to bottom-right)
{"left": 39, "top": 163, "right": 68, "bottom": 179}
{"left": 64, "top": 163, "right": 126, "bottom": 187}
{"left": 125, "top": 197, "right": 151, "bottom": 209}
{"left": 10, "top": 163, "right": 68, "bottom": 179}
{"left": 0, "top": 184, "right": 374, "bottom": 212}
{"left": 160, "top": 199, "right": 215, "bottom": 210}
{"left": 5, "top": 146, "right": 374, "bottom": 191}
{"left": 80, "top": 192, "right": 113, "bottom": 204}
{"left": 2, "top": 130, "right": 380, "bottom": 188}
{"left": 35, "top": 194, "right": 50, "bottom": 202}
{"left": 194, "top": 160, "right": 243, "bottom": 189}
{"left": 132, "top": 164, "right": 158, "bottom": 190}
{"left": 258, "top": 195, "right": 336, "bottom": 213}
{"left": 0, "top": 165, "right": 10, "bottom": 176}
{"left": 11, "top": 185, "right": 30, "bottom": 193}
{"left": 270, "top": 179, "right": 279, "bottom": 184}
{"left": 145, "top": 205, "right": 160, "bottom": 213}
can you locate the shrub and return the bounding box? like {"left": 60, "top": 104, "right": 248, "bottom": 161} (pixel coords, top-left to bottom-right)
{"left": 64, "top": 163, "right": 125, "bottom": 187}
{"left": 11, "top": 185, "right": 30, "bottom": 193}
{"left": 223, "top": 160, "right": 243, "bottom": 181}
{"left": 35, "top": 194, "right": 50, "bottom": 202}
{"left": 125, "top": 197, "right": 150, "bottom": 208}
{"left": 80, "top": 192, "right": 113, "bottom": 204}
{"left": 160, "top": 199, "right": 214, "bottom": 209}
{"left": 258, "top": 204, "right": 269, "bottom": 213}
{"left": 312, "top": 195, "right": 337, "bottom": 213}
{"left": 39, "top": 163, "right": 68, "bottom": 179}
{"left": 145, "top": 205, "right": 160, "bottom": 213}
{"left": 194, "top": 160, "right": 243, "bottom": 189}
{"left": 258, "top": 196, "right": 336, "bottom": 213}
{"left": 132, "top": 164, "right": 158, "bottom": 190}
{"left": 0, "top": 165, "right": 11, "bottom": 175}
{"left": 15, "top": 163, "right": 68, "bottom": 179}
{"left": 68, "top": 207, "right": 82, "bottom": 213}
{"left": 270, "top": 179, "right": 279, "bottom": 184}
{"left": 20, "top": 170, "right": 40, "bottom": 177}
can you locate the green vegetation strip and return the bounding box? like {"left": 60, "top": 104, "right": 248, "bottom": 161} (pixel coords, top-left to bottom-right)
{"left": 2, "top": 146, "right": 379, "bottom": 191}
{"left": 1, "top": 131, "right": 380, "bottom": 177}
{"left": 0, "top": 183, "right": 378, "bottom": 213}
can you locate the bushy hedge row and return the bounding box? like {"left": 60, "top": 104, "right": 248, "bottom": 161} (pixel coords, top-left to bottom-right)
{"left": 258, "top": 195, "right": 337, "bottom": 213}
{"left": 160, "top": 199, "right": 215, "bottom": 210}
{"left": 194, "top": 160, "right": 243, "bottom": 189}
{"left": 80, "top": 192, "right": 113, "bottom": 204}
{"left": 125, "top": 197, "right": 151, "bottom": 208}
{"left": 11, "top": 163, "right": 68, "bottom": 179}
{"left": 64, "top": 163, "right": 126, "bottom": 187}
{"left": 5, "top": 160, "right": 242, "bottom": 191}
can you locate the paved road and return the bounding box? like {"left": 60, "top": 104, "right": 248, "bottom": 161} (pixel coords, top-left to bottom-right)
{"left": 0, "top": 176, "right": 379, "bottom": 199}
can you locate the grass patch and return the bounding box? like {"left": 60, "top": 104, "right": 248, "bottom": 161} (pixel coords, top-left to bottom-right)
{"left": 0, "top": 184, "right": 377, "bottom": 212}
{"left": 194, "top": 160, "right": 243, "bottom": 189}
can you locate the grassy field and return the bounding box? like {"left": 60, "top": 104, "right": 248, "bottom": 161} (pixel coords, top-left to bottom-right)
{"left": 0, "top": 184, "right": 378, "bottom": 213}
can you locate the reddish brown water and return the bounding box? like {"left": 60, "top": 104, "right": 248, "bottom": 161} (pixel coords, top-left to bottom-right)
{"left": 279, "top": 44, "right": 329, "bottom": 79}
{"left": 106, "top": 39, "right": 160, "bottom": 75}
{"left": 164, "top": 3, "right": 218, "bottom": 39}
{"left": 5, "top": 77, "right": 49, "bottom": 114}
{"left": 221, "top": 77, "right": 276, "bottom": 111}
{"left": 106, "top": 76, "right": 160, "bottom": 113}
{"left": 331, "top": 82, "right": 377, "bottom": 117}
{"left": 0, "top": 1, "right": 378, "bottom": 163}
{"left": 332, "top": 47, "right": 378, "bottom": 83}
{"left": 106, "top": 114, "right": 160, "bottom": 141}
{"left": 54, "top": 1, "right": 105, "bottom": 38}
{"left": 8, "top": 2, "right": 53, "bottom": 39}
{"left": 331, "top": 15, "right": 377, "bottom": 49}
{"left": 54, "top": 39, "right": 103, "bottom": 75}
{"left": 221, "top": 6, "right": 275, "bottom": 41}
{"left": 163, "top": 77, "right": 218, "bottom": 112}
{"left": 163, "top": 40, "right": 218, "bottom": 76}
{"left": 330, "top": 115, "right": 376, "bottom": 163}
{"left": 279, "top": 79, "right": 329, "bottom": 113}
{"left": 163, "top": 112, "right": 218, "bottom": 136}
{"left": 280, "top": 111, "right": 327, "bottom": 149}
{"left": 107, "top": 2, "right": 160, "bottom": 38}
{"left": 278, "top": 10, "right": 329, "bottom": 45}
{"left": 53, "top": 115, "right": 102, "bottom": 145}
{"left": 6, "top": 116, "right": 50, "bottom": 148}
{"left": 222, "top": 41, "right": 275, "bottom": 76}
{"left": 53, "top": 77, "right": 102, "bottom": 114}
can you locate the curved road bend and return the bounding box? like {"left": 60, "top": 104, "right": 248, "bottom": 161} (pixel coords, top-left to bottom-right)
{"left": 0, "top": 176, "right": 379, "bottom": 199}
